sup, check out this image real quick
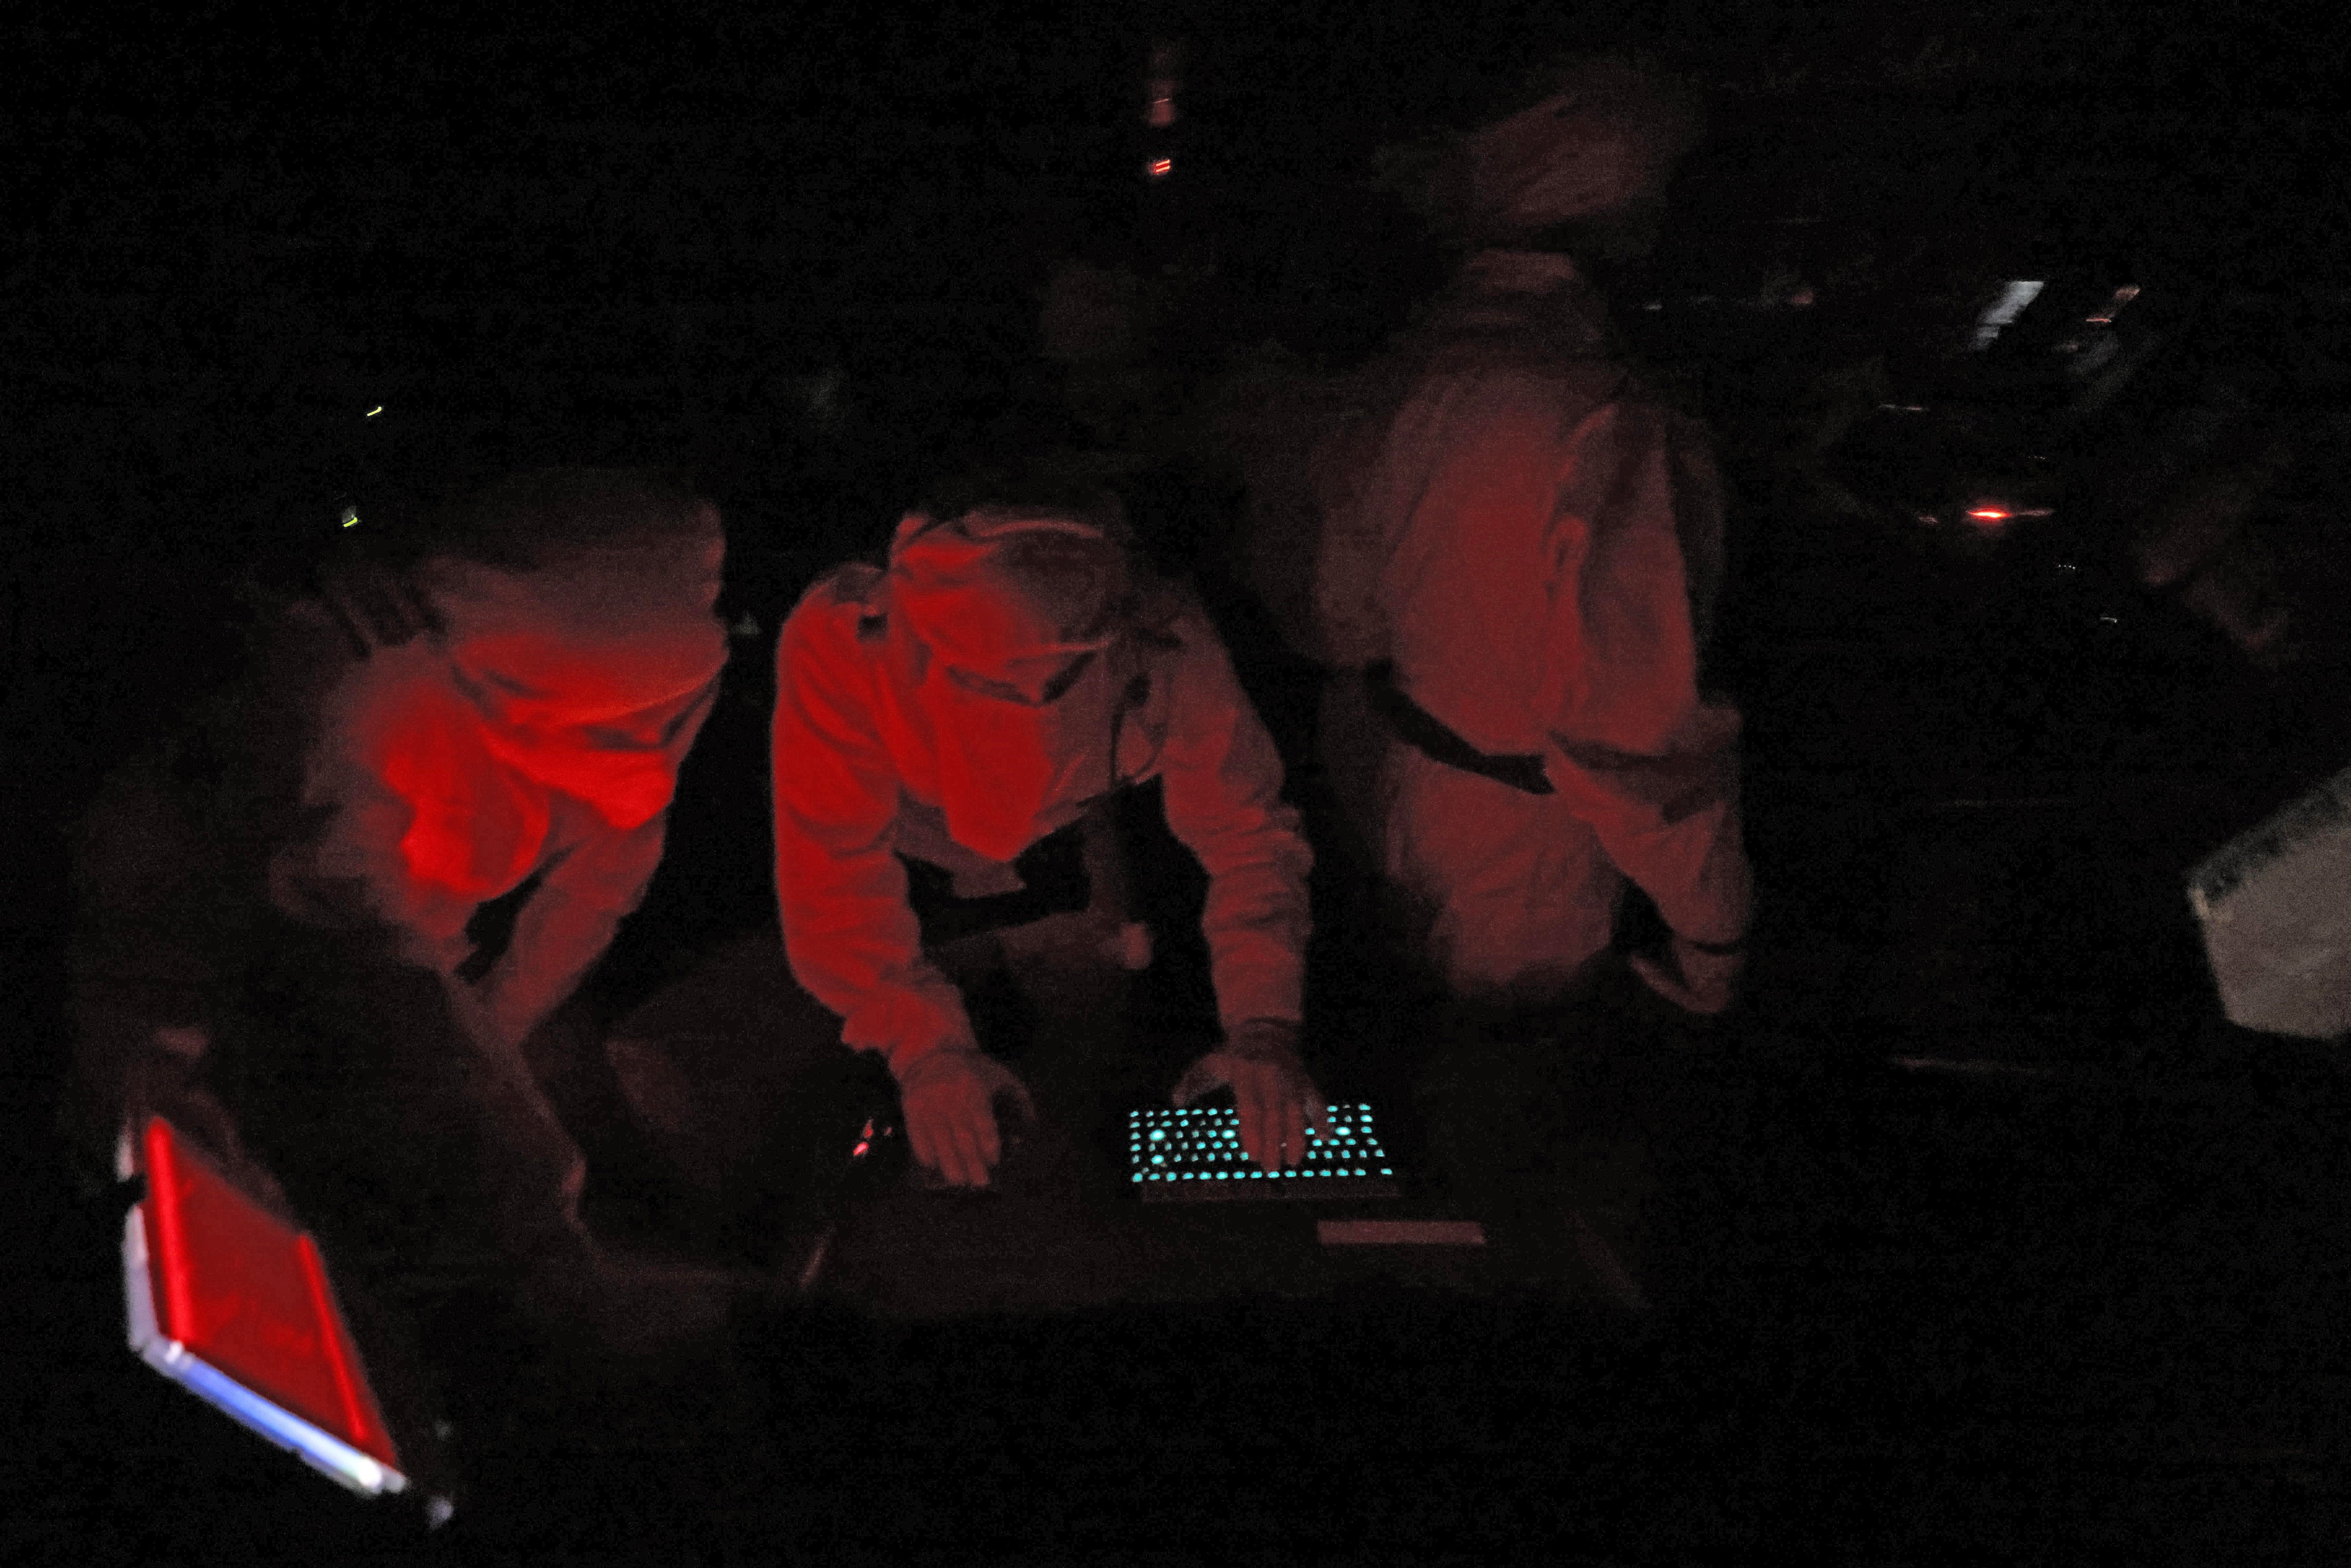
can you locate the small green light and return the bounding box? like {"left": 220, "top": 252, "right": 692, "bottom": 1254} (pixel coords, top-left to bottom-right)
{"left": 339, "top": 506, "right": 360, "bottom": 528}
{"left": 365, "top": 405, "right": 383, "bottom": 418}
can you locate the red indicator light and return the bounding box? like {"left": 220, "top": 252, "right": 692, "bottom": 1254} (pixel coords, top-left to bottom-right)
{"left": 1147, "top": 158, "right": 1173, "bottom": 178}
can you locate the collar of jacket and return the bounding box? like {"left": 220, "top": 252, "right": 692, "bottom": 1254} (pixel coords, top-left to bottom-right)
{"left": 1419, "top": 249, "right": 1613, "bottom": 358}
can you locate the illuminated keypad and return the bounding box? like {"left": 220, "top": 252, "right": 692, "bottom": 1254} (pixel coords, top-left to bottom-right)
{"left": 1128, "top": 1104, "right": 1400, "bottom": 1202}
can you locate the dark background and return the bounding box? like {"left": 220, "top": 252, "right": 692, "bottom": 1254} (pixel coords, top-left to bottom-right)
{"left": 8, "top": 2, "right": 2351, "bottom": 1560}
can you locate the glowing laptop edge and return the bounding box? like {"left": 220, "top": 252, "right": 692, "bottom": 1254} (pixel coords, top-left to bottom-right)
{"left": 120, "top": 1116, "right": 412, "bottom": 1500}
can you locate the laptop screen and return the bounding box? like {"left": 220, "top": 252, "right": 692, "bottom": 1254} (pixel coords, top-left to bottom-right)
{"left": 125, "top": 1117, "right": 407, "bottom": 1497}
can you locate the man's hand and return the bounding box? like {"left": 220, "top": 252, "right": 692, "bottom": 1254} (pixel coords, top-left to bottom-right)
{"left": 1630, "top": 935, "right": 1743, "bottom": 1016}
{"left": 1170, "top": 1019, "right": 1330, "bottom": 1173}
{"left": 895, "top": 1047, "right": 1034, "bottom": 1190}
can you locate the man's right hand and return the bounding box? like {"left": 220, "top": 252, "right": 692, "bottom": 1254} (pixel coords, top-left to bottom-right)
{"left": 894, "top": 1047, "right": 1034, "bottom": 1189}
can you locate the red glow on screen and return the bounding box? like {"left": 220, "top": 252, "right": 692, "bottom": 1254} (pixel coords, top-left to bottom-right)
{"left": 298, "top": 1234, "right": 371, "bottom": 1449}
{"left": 1147, "top": 158, "right": 1173, "bottom": 178}
{"left": 1965, "top": 506, "right": 2012, "bottom": 523}
{"left": 139, "top": 1119, "right": 400, "bottom": 1470}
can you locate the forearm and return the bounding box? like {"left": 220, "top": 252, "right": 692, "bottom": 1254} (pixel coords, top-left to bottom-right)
{"left": 478, "top": 891, "right": 629, "bottom": 1052}
{"left": 1541, "top": 407, "right": 1749, "bottom": 947}
{"left": 776, "top": 814, "right": 979, "bottom": 1075}
{"left": 1549, "top": 733, "right": 1752, "bottom": 946}
{"left": 1156, "top": 612, "right": 1318, "bottom": 1032}
{"left": 1601, "top": 786, "right": 1753, "bottom": 948}
{"left": 772, "top": 587, "right": 984, "bottom": 1074}
{"left": 834, "top": 969, "right": 981, "bottom": 1077}
{"left": 779, "top": 872, "right": 978, "bottom": 1075}
{"left": 480, "top": 811, "right": 667, "bottom": 1050}
{"left": 1199, "top": 848, "right": 1314, "bottom": 1032}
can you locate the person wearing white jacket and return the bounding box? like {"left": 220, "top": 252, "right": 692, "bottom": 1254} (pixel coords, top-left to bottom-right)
{"left": 1312, "top": 59, "right": 1752, "bottom": 1017}
{"left": 67, "top": 469, "right": 744, "bottom": 1358}
{"left": 773, "top": 496, "right": 1323, "bottom": 1188}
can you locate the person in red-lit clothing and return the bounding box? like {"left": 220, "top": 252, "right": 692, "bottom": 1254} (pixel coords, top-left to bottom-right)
{"left": 1313, "top": 58, "right": 1752, "bottom": 1018}
{"left": 67, "top": 469, "right": 748, "bottom": 1358}
{"left": 773, "top": 489, "right": 1323, "bottom": 1188}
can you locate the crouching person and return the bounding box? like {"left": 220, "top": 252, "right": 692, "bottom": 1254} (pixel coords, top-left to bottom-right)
{"left": 773, "top": 487, "right": 1325, "bottom": 1189}
{"left": 66, "top": 468, "right": 749, "bottom": 1362}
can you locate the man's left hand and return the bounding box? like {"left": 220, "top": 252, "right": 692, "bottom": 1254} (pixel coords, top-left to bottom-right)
{"left": 1171, "top": 1019, "right": 1330, "bottom": 1173}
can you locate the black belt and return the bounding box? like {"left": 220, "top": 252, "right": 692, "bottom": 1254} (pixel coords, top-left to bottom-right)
{"left": 1363, "top": 663, "right": 1554, "bottom": 796}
